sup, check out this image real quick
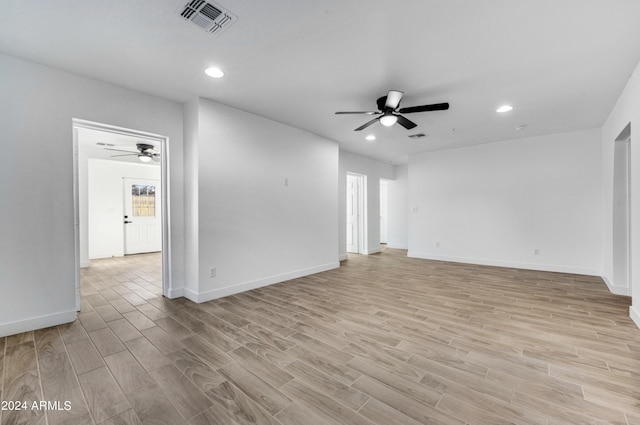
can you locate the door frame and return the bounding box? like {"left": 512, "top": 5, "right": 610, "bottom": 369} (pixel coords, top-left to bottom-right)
{"left": 72, "top": 119, "right": 172, "bottom": 309}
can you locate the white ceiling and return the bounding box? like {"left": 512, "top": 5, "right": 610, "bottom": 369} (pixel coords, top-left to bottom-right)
{"left": 2, "top": 0, "right": 640, "bottom": 164}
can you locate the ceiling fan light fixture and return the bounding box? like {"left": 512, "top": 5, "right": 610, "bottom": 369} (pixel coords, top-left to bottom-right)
{"left": 138, "top": 154, "right": 153, "bottom": 163}
{"left": 205, "top": 66, "right": 225, "bottom": 78}
{"left": 380, "top": 114, "right": 398, "bottom": 127}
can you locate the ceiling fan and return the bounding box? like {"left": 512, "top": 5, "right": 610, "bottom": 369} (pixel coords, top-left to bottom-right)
{"left": 106, "top": 143, "right": 160, "bottom": 163}
{"left": 335, "top": 90, "right": 449, "bottom": 131}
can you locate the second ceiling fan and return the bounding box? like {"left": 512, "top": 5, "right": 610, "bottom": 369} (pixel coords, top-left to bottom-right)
{"left": 106, "top": 143, "right": 160, "bottom": 163}
{"left": 335, "top": 90, "right": 449, "bottom": 131}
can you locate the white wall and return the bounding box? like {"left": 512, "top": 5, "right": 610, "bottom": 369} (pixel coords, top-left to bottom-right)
{"left": 408, "top": 129, "right": 603, "bottom": 276}
{"left": 183, "top": 98, "right": 339, "bottom": 302}
{"left": 602, "top": 59, "right": 640, "bottom": 324}
{"left": 182, "top": 99, "right": 200, "bottom": 298}
{"left": 87, "top": 159, "right": 160, "bottom": 259}
{"left": 386, "top": 164, "right": 409, "bottom": 249}
{"left": 0, "top": 53, "right": 184, "bottom": 337}
{"left": 338, "top": 151, "right": 395, "bottom": 259}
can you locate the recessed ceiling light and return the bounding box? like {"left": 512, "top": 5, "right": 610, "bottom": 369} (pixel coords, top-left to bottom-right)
{"left": 365, "top": 135, "right": 376, "bottom": 141}
{"left": 496, "top": 105, "right": 513, "bottom": 113}
{"left": 205, "top": 67, "right": 225, "bottom": 78}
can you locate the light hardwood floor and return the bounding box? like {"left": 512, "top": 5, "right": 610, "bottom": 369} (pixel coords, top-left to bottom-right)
{"left": 2, "top": 248, "right": 640, "bottom": 424}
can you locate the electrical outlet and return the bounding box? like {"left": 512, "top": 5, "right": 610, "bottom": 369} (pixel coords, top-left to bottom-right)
{"left": 209, "top": 267, "right": 216, "bottom": 278}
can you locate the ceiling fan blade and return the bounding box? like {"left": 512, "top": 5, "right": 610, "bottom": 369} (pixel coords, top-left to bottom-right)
{"left": 335, "top": 111, "right": 380, "bottom": 115}
{"left": 110, "top": 153, "right": 137, "bottom": 157}
{"left": 398, "top": 102, "right": 449, "bottom": 114}
{"left": 354, "top": 118, "right": 380, "bottom": 131}
{"left": 104, "top": 147, "right": 138, "bottom": 154}
{"left": 396, "top": 115, "right": 418, "bottom": 130}
{"left": 385, "top": 90, "right": 404, "bottom": 110}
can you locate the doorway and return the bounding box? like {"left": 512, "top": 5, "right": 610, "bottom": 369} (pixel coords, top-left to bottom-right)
{"left": 346, "top": 173, "right": 366, "bottom": 254}
{"left": 613, "top": 123, "right": 631, "bottom": 295}
{"left": 72, "top": 119, "right": 171, "bottom": 310}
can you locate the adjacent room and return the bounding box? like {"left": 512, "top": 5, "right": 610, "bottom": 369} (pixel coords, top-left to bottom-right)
{"left": 2, "top": 1, "right": 640, "bottom": 424}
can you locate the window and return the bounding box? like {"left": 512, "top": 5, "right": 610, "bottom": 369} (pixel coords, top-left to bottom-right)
{"left": 131, "top": 185, "right": 156, "bottom": 217}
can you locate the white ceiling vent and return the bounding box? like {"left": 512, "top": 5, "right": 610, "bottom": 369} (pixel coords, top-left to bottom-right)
{"left": 179, "top": 0, "right": 237, "bottom": 36}
{"left": 408, "top": 133, "right": 428, "bottom": 139}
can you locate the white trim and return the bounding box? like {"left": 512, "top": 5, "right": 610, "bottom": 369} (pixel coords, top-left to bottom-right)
{"left": 630, "top": 305, "right": 640, "bottom": 329}
{"left": 166, "top": 287, "right": 185, "bottom": 299}
{"left": 0, "top": 310, "right": 76, "bottom": 338}
{"left": 184, "top": 262, "right": 340, "bottom": 303}
{"left": 601, "top": 273, "right": 630, "bottom": 296}
{"left": 72, "top": 119, "right": 167, "bottom": 142}
{"left": 362, "top": 248, "right": 381, "bottom": 255}
{"left": 72, "top": 126, "right": 81, "bottom": 311}
{"left": 339, "top": 254, "right": 348, "bottom": 261}
{"left": 386, "top": 243, "right": 408, "bottom": 250}
{"left": 407, "top": 251, "right": 601, "bottom": 277}
{"left": 90, "top": 251, "right": 125, "bottom": 260}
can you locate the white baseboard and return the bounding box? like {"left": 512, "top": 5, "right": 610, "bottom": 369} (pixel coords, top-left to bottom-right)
{"left": 386, "top": 243, "right": 408, "bottom": 250}
{"left": 630, "top": 306, "right": 640, "bottom": 329}
{"left": 600, "top": 273, "right": 630, "bottom": 296}
{"left": 166, "top": 287, "right": 185, "bottom": 299}
{"left": 339, "top": 254, "right": 348, "bottom": 261}
{"left": 89, "top": 251, "right": 124, "bottom": 260}
{"left": 407, "top": 251, "right": 601, "bottom": 277}
{"left": 0, "top": 310, "right": 77, "bottom": 338}
{"left": 362, "top": 248, "right": 381, "bottom": 255}
{"left": 185, "top": 262, "right": 340, "bottom": 303}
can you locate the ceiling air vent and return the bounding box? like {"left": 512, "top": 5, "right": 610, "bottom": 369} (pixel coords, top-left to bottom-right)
{"left": 179, "top": 0, "right": 237, "bottom": 36}
{"left": 408, "top": 133, "right": 428, "bottom": 139}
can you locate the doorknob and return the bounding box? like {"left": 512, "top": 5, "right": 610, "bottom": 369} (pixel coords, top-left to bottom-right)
{"left": 124, "top": 221, "right": 132, "bottom": 224}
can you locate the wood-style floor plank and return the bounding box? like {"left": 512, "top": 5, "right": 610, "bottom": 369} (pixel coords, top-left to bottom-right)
{"left": 77, "top": 367, "right": 131, "bottom": 423}
{"left": 2, "top": 341, "right": 44, "bottom": 425}
{"left": 127, "top": 387, "right": 186, "bottom": 425}
{"left": 201, "top": 381, "right": 282, "bottom": 425}
{"left": 66, "top": 339, "right": 105, "bottom": 375}
{"left": 218, "top": 363, "right": 292, "bottom": 416}
{"left": 149, "top": 363, "right": 213, "bottom": 421}
{"left": 34, "top": 328, "right": 78, "bottom": 395}
{"left": 104, "top": 350, "right": 156, "bottom": 394}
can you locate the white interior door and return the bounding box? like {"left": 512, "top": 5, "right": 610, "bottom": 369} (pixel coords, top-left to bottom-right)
{"left": 346, "top": 174, "right": 360, "bottom": 253}
{"left": 123, "top": 178, "right": 161, "bottom": 255}
{"left": 380, "top": 180, "right": 388, "bottom": 244}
